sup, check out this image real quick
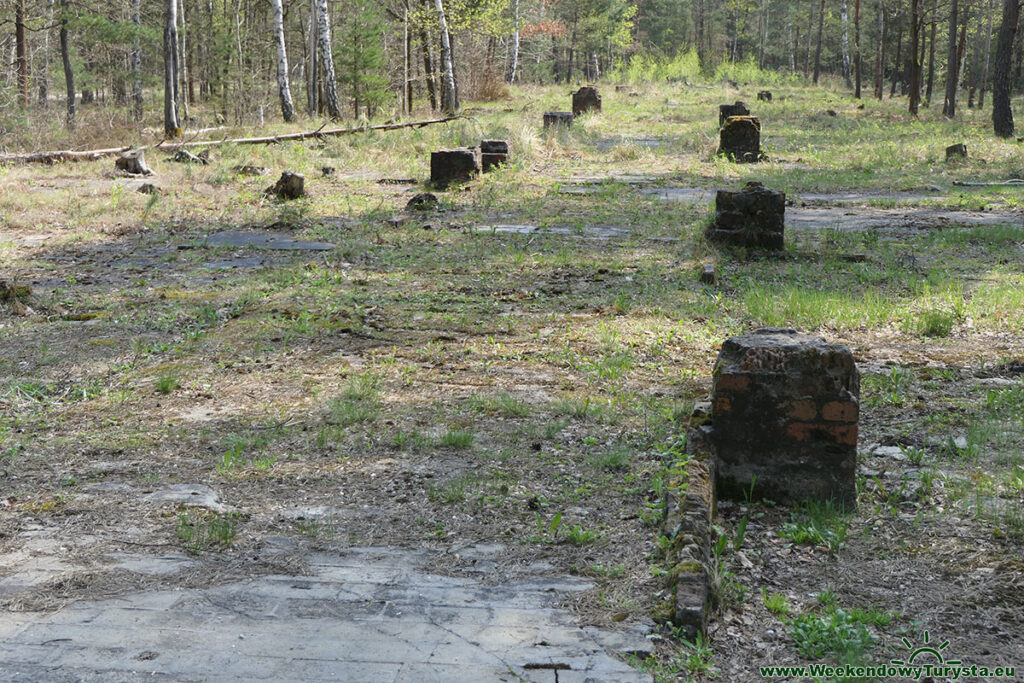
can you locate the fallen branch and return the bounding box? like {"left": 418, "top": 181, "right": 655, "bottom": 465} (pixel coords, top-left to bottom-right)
{"left": 0, "top": 116, "right": 462, "bottom": 166}
{"left": 952, "top": 179, "right": 1024, "bottom": 186}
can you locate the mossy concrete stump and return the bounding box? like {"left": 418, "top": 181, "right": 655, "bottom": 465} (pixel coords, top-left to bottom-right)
{"left": 706, "top": 181, "right": 784, "bottom": 250}
{"left": 717, "top": 115, "right": 761, "bottom": 162}
{"left": 544, "top": 111, "right": 574, "bottom": 129}
{"left": 430, "top": 147, "right": 482, "bottom": 187}
{"left": 709, "top": 328, "right": 860, "bottom": 508}
{"left": 945, "top": 143, "right": 968, "bottom": 161}
{"left": 718, "top": 100, "right": 750, "bottom": 125}
{"left": 572, "top": 86, "right": 602, "bottom": 116}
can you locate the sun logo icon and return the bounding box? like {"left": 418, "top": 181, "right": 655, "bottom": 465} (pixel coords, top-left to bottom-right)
{"left": 890, "top": 631, "right": 962, "bottom": 666}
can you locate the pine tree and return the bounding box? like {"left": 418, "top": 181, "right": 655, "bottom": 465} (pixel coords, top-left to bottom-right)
{"left": 337, "top": 0, "right": 389, "bottom": 118}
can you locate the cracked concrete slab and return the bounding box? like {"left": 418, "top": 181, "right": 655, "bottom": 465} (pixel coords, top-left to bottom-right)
{"left": 0, "top": 543, "right": 654, "bottom": 682}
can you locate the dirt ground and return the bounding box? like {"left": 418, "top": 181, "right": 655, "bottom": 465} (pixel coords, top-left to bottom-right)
{"left": 2, "top": 86, "right": 1023, "bottom": 681}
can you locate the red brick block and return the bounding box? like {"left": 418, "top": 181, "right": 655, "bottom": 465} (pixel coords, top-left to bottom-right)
{"left": 822, "top": 400, "right": 858, "bottom": 423}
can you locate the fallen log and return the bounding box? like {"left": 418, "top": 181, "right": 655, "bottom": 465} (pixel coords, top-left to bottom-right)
{"left": 0, "top": 116, "right": 462, "bottom": 166}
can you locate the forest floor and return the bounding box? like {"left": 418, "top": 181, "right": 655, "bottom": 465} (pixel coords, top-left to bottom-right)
{"left": 1, "top": 82, "right": 1023, "bottom": 681}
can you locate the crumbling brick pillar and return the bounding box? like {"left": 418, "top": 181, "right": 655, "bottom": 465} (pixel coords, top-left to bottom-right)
{"left": 430, "top": 147, "right": 482, "bottom": 186}
{"left": 572, "top": 86, "right": 602, "bottom": 116}
{"left": 717, "top": 115, "right": 761, "bottom": 162}
{"left": 706, "top": 181, "right": 785, "bottom": 250}
{"left": 710, "top": 328, "right": 859, "bottom": 508}
{"left": 718, "top": 101, "right": 750, "bottom": 125}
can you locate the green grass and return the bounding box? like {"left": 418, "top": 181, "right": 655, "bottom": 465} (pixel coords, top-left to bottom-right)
{"left": 176, "top": 510, "right": 239, "bottom": 551}
{"left": 780, "top": 500, "right": 851, "bottom": 554}
{"left": 439, "top": 429, "right": 475, "bottom": 449}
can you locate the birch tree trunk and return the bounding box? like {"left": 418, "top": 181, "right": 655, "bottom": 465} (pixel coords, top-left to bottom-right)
{"left": 507, "top": 0, "right": 520, "bottom": 83}
{"left": 178, "top": 0, "right": 190, "bottom": 121}
{"left": 39, "top": 0, "right": 54, "bottom": 107}
{"left": 435, "top": 0, "right": 458, "bottom": 114}
{"left": 991, "top": 0, "right": 1019, "bottom": 135}
{"left": 60, "top": 0, "right": 75, "bottom": 128}
{"left": 842, "top": 0, "right": 853, "bottom": 87}
{"left": 315, "top": 0, "right": 342, "bottom": 119}
{"left": 271, "top": 0, "right": 295, "bottom": 121}
{"left": 875, "top": 0, "right": 887, "bottom": 99}
{"left": 132, "top": 0, "right": 143, "bottom": 121}
{"left": 926, "top": 0, "right": 937, "bottom": 103}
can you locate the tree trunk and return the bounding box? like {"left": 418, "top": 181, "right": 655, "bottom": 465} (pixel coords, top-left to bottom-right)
{"left": 876, "top": 0, "right": 887, "bottom": 98}
{"left": 507, "top": 0, "right": 520, "bottom": 83}
{"left": 315, "top": 0, "right": 342, "bottom": 119}
{"left": 178, "top": 0, "right": 190, "bottom": 120}
{"left": 419, "top": 0, "right": 437, "bottom": 110}
{"left": 60, "top": 0, "right": 75, "bottom": 129}
{"left": 952, "top": 1, "right": 970, "bottom": 110}
{"left": 842, "top": 0, "right": 853, "bottom": 86}
{"left": 39, "top": 0, "right": 54, "bottom": 107}
{"left": 271, "top": 0, "right": 295, "bottom": 121}
{"left": 164, "top": 0, "right": 181, "bottom": 135}
{"left": 132, "top": 0, "right": 143, "bottom": 121}
{"left": 909, "top": 0, "right": 921, "bottom": 113}
{"left": 855, "top": 0, "right": 863, "bottom": 95}
{"left": 813, "top": 0, "right": 826, "bottom": 83}
{"left": 435, "top": 0, "right": 457, "bottom": 114}
{"left": 978, "top": 0, "right": 996, "bottom": 106}
{"left": 943, "top": 0, "right": 960, "bottom": 116}
{"left": 891, "top": 11, "right": 903, "bottom": 96}
{"left": 15, "top": 0, "right": 29, "bottom": 106}
{"left": 991, "top": 0, "right": 1018, "bottom": 135}
{"left": 307, "top": 0, "right": 318, "bottom": 115}
{"left": 788, "top": 5, "right": 796, "bottom": 72}
{"left": 926, "top": 0, "right": 937, "bottom": 103}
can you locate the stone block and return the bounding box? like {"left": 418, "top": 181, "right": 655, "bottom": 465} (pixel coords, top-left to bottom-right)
{"left": 480, "top": 140, "right": 510, "bottom": 172}
{"left": 757, "top": 90, "right": 772, "bottom": 102}
{"left": 706, "top": 181, "right": 785, "bottom": 250}
{"left": 572, "top": 86, "right": 602, "bottom": 116}
{"left": 430, "top": 147, "right": 482, "bottom": 186}
{"left": 717, "top": 115, "right": 761, "bottom": 163}
{"left": 543, "top": 112, "right": 574, "bottom": 129}
{"left": 699, "top": 263, "right": 717, "bottom": 286}
{"left": 718, "top": 101, "right": 750, "bottom": 125}
{"left": 709, "top": 328, "right": 859, "bottom": 507}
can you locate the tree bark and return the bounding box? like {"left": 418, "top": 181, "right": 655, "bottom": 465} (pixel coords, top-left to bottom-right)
{"left": 307, "top": 0, "right": 318, "bottom": 115}
{"left": 876, "top": 0, "right": 887, "bottom": 98}
{"left": 926, "top": 0, "right": 937, "bottom": 103}
{"left": 507, "top": 0, "right": 520, "bottom": 83}
{"left": 978, "top": 0, "right": 996, "bottom": 106}
{"left": 855, "top": 0, "right": 863, "bottom": 95}
{"left": 435, "top": 0, "right": 458, "bottom": 114}
{"left": 909, "top": 0, "right": 921, "bottom": 113}
{"left": 164, "top": 0, "right": 181, "bottom": 135}
{"left": 842, "top": 0, "right": 854, "bottom": 87}
{"left": 15, "top": 0, "right": 29, "bottom": 106}
{"left": 271, "top": 0, "right": 295, "bottom": 121}
{"left": 59, "top": 0, "right": 75, "bottom": 129}
{"left": 419, "top": 0, "right": 437, "bottom": 110}
{"left": 178, "top": 0, "right": 190, "bottom": 119}
{"left": 991, "top": 0, "right": 1018, "bottom": 135}
{"left": 813, "top": 0, "right": 826, "bottom": 83}
{"left": 943, "top": 0, "right": 960, "bottom": 116}
{"left": 132, "top": 0, "right": 143, "bottom": 121}
{"left": 891, "top": 10, "right": 903, "bottom": 97}
{"left": 39, "top": 0, "right": 54, "bottom": 107}
{"left": 315, "top": 0, "right": 342, "bottom": 119}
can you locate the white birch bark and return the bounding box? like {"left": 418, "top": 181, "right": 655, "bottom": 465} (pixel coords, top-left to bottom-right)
{"left": 315, "top": 0, "right": 341, "bottom": 119}
{"left": 272, "top": 0, "right": 295, "bottom": 121}
{"left": 435, "top": 0, "right": 458, "bottom": 114}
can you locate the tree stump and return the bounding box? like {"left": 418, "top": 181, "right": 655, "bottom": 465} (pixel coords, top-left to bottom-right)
{"left": 717, "top": 116, "right": 762, "bottom": 163}
{"left": 706, "top": 181, "right": 784, "bottom": 249}
{"left": 172, "top": 149, "right": 207, "bottom": 164}
{"left": 709, "top": 328, "right": 860, "bottom": 507}
{"left": 430, "top": 148, "right": 482, "bottom": 187}
{"left": 718, "top": 101, "right": 750, "bottom": 125}
{"left": 115, "top": 151, "right": 154, "bottom": 176}
{"left": 480, "top": 140, "right": 510, "bottom": 172}
{"left": 572, "top": 86, "right": 602, "bottom": 116}
{"left": 543, "top": 111, "right": 574, "bottom": 129}
{"left": 264, "top": 171, "right": 305, "bottom": 200}
{"left": 757, "top": 90, "right": 772, "bottom": 102}
{"left": 945, "top": 143, "right": 968, "bottom": 161}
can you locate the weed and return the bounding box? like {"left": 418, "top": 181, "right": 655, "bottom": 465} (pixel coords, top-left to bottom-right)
{"left": 565, "top": 525, "right": 600, "bottom": 546}
{"left": 590, "top": 443, "right": 631, "bottom": 471}
{"left": 440, "top": 429, "right": 475, "bottom": 449}
{"left": 762, "top": 588, "right": 791, "bottom": 616}
{"left": 176, "top": 510, "right": 239, "bottom": 551}
{"left": 155, "top": 370, "right": 180, "bottom": 394}
{"left": 789, "top": 609, "right": 878, "bottom": 661}
{"left": 780, "top": 500, "right": 850, "bottom": 554}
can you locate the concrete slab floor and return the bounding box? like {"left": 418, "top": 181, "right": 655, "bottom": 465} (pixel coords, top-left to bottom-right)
{"left": 0, "top": 543, "right": 654, "bottom": 683}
